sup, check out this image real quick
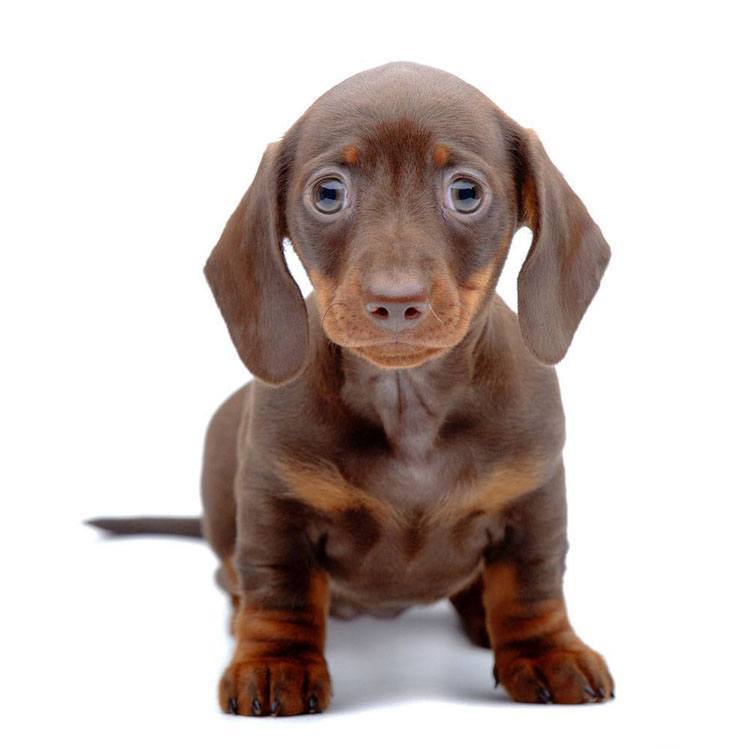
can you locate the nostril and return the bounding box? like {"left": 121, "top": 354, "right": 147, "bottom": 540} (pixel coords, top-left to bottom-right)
{"left": 404, "top": 306, "right": 422, "bottom": 320}
{"left": 368, "top": 305, "right": 390, "bottom": 319}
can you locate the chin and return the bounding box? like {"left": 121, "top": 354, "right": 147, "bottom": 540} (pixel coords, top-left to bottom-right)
{"left": 351, "top": 343, "right": 448, "bottom": 369}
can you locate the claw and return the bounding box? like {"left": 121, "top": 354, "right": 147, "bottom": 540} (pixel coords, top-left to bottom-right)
{"left": 610, "top": 690, "right": 615, "bottom": 699}
{"left": 251, "top": 698, "right": 262, "bottom": 716}
{"left": 307, "top": 694, "right": 319, "bottom": 713}
{"left": 596, "top": 686, "right": 606, "bottom": 700}
{"left": 271, "top": 699, "right": 281, "bottom": 716}
{"left": 227, "top": 697, "right": 238, "bottom": 715}
{"left": 583, "top": 685, "right": 598, "bottom": 700}
{"left": 538, "top": 687, "right": 552, "bottom": 704}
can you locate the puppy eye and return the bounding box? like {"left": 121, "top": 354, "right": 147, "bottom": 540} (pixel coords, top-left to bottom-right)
{"left": 313, "top": 177, "right": 346, "bottom": 214}
{"left": 447, "top": 177, "right": 482, "bottom": 214}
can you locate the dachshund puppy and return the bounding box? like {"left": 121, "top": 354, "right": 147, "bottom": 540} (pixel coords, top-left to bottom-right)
{"left": 92, "top": 61, "right": 613, "bottom": 715}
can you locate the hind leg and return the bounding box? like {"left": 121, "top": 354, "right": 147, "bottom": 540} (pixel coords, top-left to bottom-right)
{"left": 450, "top": 574, "right": 491, "bottom": 648}
{"left": 201, "top": 384, "right": 251, "bottom": 614}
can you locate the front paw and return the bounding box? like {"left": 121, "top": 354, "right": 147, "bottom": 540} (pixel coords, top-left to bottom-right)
{"left": 494, "top": 642, "right": 614, "bottom": 705}
{"left": 219, "top": 655, "right": 332, "bottom": 717}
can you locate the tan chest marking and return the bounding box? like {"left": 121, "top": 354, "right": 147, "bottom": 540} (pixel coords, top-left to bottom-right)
{"left": 428, "top": 460, "right": 549, "bottom": 526}
{"left": 278, "top": 459, "right": 407, "bottom": 527}
{"left": 278, "top": 456, "right": 548, "bottom": 532}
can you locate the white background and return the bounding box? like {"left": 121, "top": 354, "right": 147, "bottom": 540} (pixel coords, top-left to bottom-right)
{"left": 2, "top": 1, "right": 729, "bottom": 747}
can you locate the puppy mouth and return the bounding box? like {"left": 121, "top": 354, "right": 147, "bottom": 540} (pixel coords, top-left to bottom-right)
{"left": 321, "top": 317, "right": 468, "bottom": 367}
{"left": 352, "top": 341, "right": 447, "bottom": 368}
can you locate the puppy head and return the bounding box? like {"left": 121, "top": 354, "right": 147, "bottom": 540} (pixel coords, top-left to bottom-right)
{"left": 205, "top": 63, "right": 610, "bottom": 383}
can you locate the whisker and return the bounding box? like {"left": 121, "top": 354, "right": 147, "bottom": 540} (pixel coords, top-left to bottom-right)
{"left": 320, "top": 300, "right": 346, "bottom": 325}
{"left": 428, "top": 302, "right": 445, "bottom": 325}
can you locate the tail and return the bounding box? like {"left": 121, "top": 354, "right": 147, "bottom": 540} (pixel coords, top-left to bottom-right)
{"left": 85, "top": 516, "right": 203, "bottom": 538}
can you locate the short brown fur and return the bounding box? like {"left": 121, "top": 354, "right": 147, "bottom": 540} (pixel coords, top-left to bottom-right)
{"left": 197, "top": 63, "right": 612, "bottom": 714}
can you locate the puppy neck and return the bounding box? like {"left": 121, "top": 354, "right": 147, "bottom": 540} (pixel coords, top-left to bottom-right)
{"left": 335, "top": 311, "right": 491, "bottom": 458}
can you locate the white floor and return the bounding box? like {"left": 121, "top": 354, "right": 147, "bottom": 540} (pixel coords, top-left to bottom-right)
{"left": 3, "top": 524, "right": 722, "bottom": 749}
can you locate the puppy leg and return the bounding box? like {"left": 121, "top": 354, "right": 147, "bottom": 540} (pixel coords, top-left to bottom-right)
{"left": 200, "top": 386, "right": 249, "bottom": 563}
{"left": 201, "top": 387, "right": 250, "bottom": 632}
{"left": 219, "top": 491, "right": 331, "bottom": 717}
{"left": 450, "top": 575, "right": 491, "bottom": 648}
{"left": 484, "top": 467, "right": 614, "bottom": 704}
{"left": 220, "top": 571, "right": 331, "bottom": 717}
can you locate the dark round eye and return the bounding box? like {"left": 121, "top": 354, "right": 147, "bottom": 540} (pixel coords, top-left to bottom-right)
{"left": 447, "top": 177, "right": 482, "bottom": 214}
{"left": 313, "top": 177, "right": 346, "bottom": 214}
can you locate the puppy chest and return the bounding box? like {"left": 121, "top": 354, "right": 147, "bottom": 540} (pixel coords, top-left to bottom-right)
{"left": 318, "top": 502, "right": 508, "bottom": 606}
{"left": 280, "top": 457, "right": 540, "bottom": 605}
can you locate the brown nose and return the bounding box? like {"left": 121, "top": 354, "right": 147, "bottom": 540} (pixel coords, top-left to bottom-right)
{"left": 364, "top": 286, "right": 429, "bottom": 332}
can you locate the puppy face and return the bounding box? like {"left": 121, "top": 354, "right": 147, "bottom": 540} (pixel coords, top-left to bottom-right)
{"left": 205, "top": 63, "right": 610, "bottom": 384}
{"left": 286, "top": 101, "right": 518, "bottom": 369}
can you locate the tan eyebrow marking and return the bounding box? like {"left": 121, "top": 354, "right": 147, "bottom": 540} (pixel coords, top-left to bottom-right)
{"left": 342, "top": 145, "right": 359, "bottom": 166}
{"left": 432, "top": 144, "right": 450, "bottom": 168}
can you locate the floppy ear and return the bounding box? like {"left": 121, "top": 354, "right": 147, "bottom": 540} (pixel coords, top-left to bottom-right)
{"left": 511, "top": 128, "right": 610, "bottom": 364}
{"left": 204, "top": 141, "right": 309, "bottom": 385}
